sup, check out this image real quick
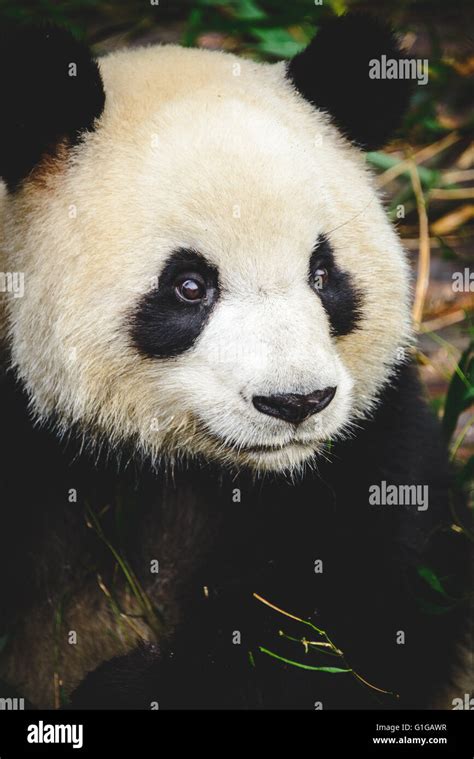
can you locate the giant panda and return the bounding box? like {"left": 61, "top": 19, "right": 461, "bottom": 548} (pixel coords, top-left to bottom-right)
{"left": 0, "top": 14, "right": 470, "bottom": 711}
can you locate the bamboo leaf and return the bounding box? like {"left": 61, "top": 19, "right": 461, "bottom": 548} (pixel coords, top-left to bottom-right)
{"left": 259, "top": 646, "right": 351, "bottom": 673}
{"left": 417, "top": 565, "right": 449, "bottom": 597}
{"left": 253, "top": 28, "right": 306, "bottom": 58}
{"left": 442, "top": 342, "right": 474, "bottom": 443}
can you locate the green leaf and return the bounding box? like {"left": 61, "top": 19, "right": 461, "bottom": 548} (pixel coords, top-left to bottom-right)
{"left": 429, "top": 395, "right": 445, "bottom": 415}
{"left": 253, "top": 28, "right": 306, "bottom": 58}
{"left": 328, "top": 0, "right": 348, "bottom": 15}
{"left": 436, "top": 236, "right": 458, "bottom": 261}
{"left": 182, "top": 8, "right": 204, "bottom": 47}
{"left": 259, "top": 646, "right": 350, "bottom": 672}
{"left": 442, "top": 342, "right": 474, "bottom": 443}
{"left": 417, "top": 565, "right": 448, "bottom": 597}
{"left": 235, "top": 0, "right": 267, "bottom": 20}
{"left": 417, "top": 599, "right": 456, "bottom": 615}
{"left": 366, "top": 152, "right": 441, "bottom": 188}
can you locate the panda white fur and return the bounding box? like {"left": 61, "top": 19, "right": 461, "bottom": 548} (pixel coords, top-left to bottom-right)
{"left": 0, "top": 15, "right": 470, "bottom": 709}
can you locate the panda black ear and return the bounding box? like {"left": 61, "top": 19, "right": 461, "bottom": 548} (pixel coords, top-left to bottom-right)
{"left": 286, "top": 14, "right": 412, "bottom": 150}
{"left": 0, "top": 25, "right": 105, "bottom": 191}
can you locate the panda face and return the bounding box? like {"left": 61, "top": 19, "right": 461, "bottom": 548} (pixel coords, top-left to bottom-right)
{"left": 129, "top": 232, "right": 356, "bottom": 472}
{"left": 3, "top": 38, "right": 412, "bottom": 474}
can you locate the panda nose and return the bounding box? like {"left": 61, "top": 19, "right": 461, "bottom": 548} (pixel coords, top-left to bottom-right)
{"left": 252, "top": 387, "right": 336, "bottom": 425}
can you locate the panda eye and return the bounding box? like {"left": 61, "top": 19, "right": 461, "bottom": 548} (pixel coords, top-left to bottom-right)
{"left": 174, "top": 273, "right": 208, "bottom": 303}
{"left": 312, "top": 267, "right": 329, "bottom": 291}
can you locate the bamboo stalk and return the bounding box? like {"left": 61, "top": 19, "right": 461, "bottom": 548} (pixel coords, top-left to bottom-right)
{"left": 409, "top": 162, "right": 431, "bottom": 330}
{"left": 430, "top": 188, "right": 474, "bottom": 200}
{"left": 420, "top": 310, "right": 466, "bottom": 333}
{"left": 376, "top": 132, "right": 460, "bottom": 187}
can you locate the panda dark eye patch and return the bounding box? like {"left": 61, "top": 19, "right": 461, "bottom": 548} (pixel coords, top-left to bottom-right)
{"left": 309, "top": 234, "right": 363, "bottom": 336}
{"left": 130, "top": 249, "right": 219, "bottom": 358}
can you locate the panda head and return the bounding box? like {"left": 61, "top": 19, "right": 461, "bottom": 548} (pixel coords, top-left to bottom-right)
{"left": 1, "top": 15, "right": 413, "bottom": 473}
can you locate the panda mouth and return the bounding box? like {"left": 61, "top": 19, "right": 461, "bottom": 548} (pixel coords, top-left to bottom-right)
{"left": 215, "top": 437, "right": 317, "bottom": 456}
{"left": 196, "top": 420, "right": 317, "bottom": 457}
{"left": 239, "top": 440, "right": 313, "bottom": 454}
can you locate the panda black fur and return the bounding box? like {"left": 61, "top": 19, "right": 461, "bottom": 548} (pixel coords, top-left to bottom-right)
{"left": 0, "top": 15, "right": 470, "bottom": 710}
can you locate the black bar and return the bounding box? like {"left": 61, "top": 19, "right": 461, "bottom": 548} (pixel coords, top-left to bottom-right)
{"left": 0, "top": 710, "right": 472, "bottom": 757}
